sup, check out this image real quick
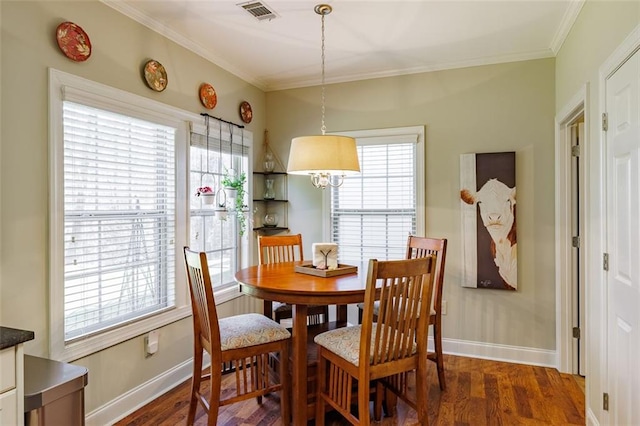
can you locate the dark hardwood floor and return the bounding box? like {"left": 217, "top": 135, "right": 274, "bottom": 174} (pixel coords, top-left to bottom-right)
{"left": 114, "top": 354, "right": 585, "bottom": 425}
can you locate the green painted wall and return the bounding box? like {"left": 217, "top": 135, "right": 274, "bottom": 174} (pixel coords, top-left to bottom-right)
{"left": 267, "top": 58, "right": 557, "bottom": 350}
{"left": 1, "top": 0, "right": 263, "bottom": 415}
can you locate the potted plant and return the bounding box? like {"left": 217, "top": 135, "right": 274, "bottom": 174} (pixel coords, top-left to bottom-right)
{"left": 221, "top": 171, "right": 247, "bottom": 235}
{"left": 196, "top": 186, "right": 215, "bottom": 204}
{"left": 214, "top": 188, "right": 227, "bottom": 220}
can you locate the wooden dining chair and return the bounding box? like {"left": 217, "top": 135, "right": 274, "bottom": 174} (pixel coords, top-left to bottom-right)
{"left": 183, "top": 247, "right": 291, "bottom": 426}
{"left": 357, "top": 235, "right": 448, "bottom": 391}
{"left": 315, "top": 256, "right": 436, "bottom": 425}
{"left": 257, "top": 233, "right": 329, "bottom": 325}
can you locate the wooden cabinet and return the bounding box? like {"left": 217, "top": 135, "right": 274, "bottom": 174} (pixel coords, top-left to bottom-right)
{"left": 0, "top": 327, "right": 34, "bottom": 426}
{"left": 0, "top": 344, "right": 24, "bottom": 426}
{"left": 252, "top": 172, "right": 288, "bottom": 232}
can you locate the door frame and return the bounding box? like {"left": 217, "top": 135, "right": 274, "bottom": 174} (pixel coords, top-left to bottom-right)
{"left": 555, "top": 84, "right": 589, "bottom": 374}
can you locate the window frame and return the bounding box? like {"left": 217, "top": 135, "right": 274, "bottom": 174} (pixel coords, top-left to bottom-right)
{"left": 188, "top": 121, "right": 252, "bottom": 301}
{"left": 49, "top": 68, "right": 195, "bottom": 361}
{"left": 321, "top": 126, "right": 425, "bottom": 254}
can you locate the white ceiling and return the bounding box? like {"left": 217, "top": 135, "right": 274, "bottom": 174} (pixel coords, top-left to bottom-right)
{"left": 103, "top": 0, "right": 584, "bottom": 92}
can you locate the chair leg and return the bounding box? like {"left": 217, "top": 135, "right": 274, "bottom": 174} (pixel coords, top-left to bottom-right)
{"left": 187, "top": 347, "right": 203, "bottom": 425}
{"left": 433, "top": 319, "right": 446, "bottom": 391}
{"left": 415, "top": 361, "right": 429, "bottom": 425}
{"left": 315, "top": 347, "right": 327, "bottom": 425}
{"left": 373, "top": 381, "right": 384, "bottom": 421}
{"left": 384, "top": 387, "right": 398, "bottom": 417}
{"left": 322, "top": 305, "right": 330, "bottom": 323}
{"left": 280, "top": 343, "right": 291, "bottom": 425}
{"left": 208, "top": 367, "right": 222, "bottom": 426}
{"left": 256, "top": 356, "right": 263, "bottom": 405}
{"left": 264, "top": 300, "right": 274, "bottom": 320}
{"left": 358, "top": 378, "right": 371, "bottom": 426}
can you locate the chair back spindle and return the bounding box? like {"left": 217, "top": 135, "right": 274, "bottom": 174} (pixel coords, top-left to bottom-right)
{"left": 406, "top": 235, "right": 447, "bottom": 317}
{"left": 258, "top": 234, "right": 304, "bottom": 264}
{"left": 257, "top": 234, "right": 329, "bottom": 325}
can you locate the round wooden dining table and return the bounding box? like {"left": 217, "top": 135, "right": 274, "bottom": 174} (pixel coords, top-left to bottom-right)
{"left": 235, "top": 260, "right": 367, "bottom": 425}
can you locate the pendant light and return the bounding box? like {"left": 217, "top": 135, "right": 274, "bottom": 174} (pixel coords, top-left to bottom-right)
{"left": 286, "top": 4, "right": 360, "bottom": 189}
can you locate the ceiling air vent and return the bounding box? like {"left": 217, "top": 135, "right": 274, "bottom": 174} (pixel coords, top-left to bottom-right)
{"left": 237, "top": 1, "right": 279, "bottom": 22}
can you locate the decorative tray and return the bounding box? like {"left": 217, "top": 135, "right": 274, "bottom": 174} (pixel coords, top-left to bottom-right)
{"left": 294, "top": 262, "right": 358, "bottom": 278}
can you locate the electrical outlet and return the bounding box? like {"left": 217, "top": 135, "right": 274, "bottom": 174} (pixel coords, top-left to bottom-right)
{"left": 441, "top": 300, "right": 447, "bottom": 315}
{"left": 145, "top": 330, "right": 159, "bottom": 356}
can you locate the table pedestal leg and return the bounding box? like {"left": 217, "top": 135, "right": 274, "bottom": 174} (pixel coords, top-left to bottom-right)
{"left": 336, "top": 304, "right": 347, "bottom": 323}
{"left": 291, "top": 304, "right": 308, "bottom": 425}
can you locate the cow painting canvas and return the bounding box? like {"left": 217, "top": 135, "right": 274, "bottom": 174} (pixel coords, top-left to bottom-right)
{"left": 460, "top": 152, "right": 517, "bottom": 290}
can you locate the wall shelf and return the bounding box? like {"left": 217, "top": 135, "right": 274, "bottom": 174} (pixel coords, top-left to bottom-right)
{"left": 253, "top": 171, "right": 287, "bottom": 176}
{"left": 253, "top": 171, "right": 288, "bottom": 232}
{"left": 252, "top": 226, "right": 288, "bottom": 232}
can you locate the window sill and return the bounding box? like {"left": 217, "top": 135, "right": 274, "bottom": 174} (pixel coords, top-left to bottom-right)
{"left": 54, "top": 305, "right": 192, "bottom": 362}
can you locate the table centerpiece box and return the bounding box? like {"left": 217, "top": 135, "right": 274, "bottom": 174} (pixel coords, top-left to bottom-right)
{"left": 294, "top": 262, "right": 357, "bottom": 278}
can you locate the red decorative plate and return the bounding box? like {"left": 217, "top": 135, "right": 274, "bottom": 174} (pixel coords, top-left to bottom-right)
{"left": 143, "top": 60, "right": 168, "bottom": 92}
{"left": 199, "top": 83, "right": 217, "bottom": 109}
{"left": 56, "top": 22, "right": 92, "bottom": 62}
{"left": 239, "top": 101, "right": 253, "bottom": 124}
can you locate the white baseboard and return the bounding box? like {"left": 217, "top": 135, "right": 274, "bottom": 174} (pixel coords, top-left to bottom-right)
{"left": 87, "top": 339, "right": 554, "bottom": 425}
{"left": 435, "top": 336, "right": 557, "bottom": 367}
{"left": 86, "top": 357, "right": 209, "bottom": 426}
{"left": 586, "top": 407, "right": 599, "bottom": 426}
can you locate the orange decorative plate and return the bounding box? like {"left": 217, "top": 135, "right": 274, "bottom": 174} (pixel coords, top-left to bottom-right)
{"left": 239, "top": 101, "right": 253, "bottom": 124}
{"left": 199, "top": 83, "right": 217, "bottom": 109}
{"left": 143, "top": 60, "right": 168, "bottom": 92}
{"left": 56, "top": 22, "right": 92, "bottom": 62}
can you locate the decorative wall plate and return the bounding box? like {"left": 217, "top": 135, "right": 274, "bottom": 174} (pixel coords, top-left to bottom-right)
{"left": 199, "top": 83, "right": 217, "bottom": 109}
{"left": 56, "top": 22, "right": 92, "bottom": 62}
{"left": 239, "top": 101, "right": 253, "bottom": 124}
{"left": 143, "top": 60, "right": 168, "bottom": 92}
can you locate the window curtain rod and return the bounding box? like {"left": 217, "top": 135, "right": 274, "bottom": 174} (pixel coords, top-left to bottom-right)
{"left": 200, "top": 112, "right": 245, "bottom": 129}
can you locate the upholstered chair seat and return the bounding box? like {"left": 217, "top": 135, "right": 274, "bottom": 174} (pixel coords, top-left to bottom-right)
{"left": 315, "top": 323, "right": 418, "bottom": 367}
{"left": 219, "top": 313, "right": 291, "bottom": 351}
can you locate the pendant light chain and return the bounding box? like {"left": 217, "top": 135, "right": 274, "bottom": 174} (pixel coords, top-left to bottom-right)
{"left": 286, "top": 5, "right": 360, "bottom": 189}
{"left": 320, "top": 9, "right": 327, "bottom": 136}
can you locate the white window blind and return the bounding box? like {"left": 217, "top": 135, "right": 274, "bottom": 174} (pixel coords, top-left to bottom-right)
{"left": 189, "top": 125, "right": 249, "bottom": 291}
{"left": 62, "top": 101, "right": 176, "bottom": 341}
{"left": 329, "top": 130, "right": 423, "bottom": 263}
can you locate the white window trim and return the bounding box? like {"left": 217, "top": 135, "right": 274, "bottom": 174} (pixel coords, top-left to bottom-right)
{"left": 188, "top": 121, "right": 254, "bottom": 293}
{"left": 49, "top": 68, "right": 198, "bottom": 361}
{"left": 321, "top": 126, "right": 426, "bottom": 240}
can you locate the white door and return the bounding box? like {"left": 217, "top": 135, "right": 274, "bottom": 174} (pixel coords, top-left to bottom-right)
{"left": 606, "top": 47, "right": 640, "bottom": 425}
